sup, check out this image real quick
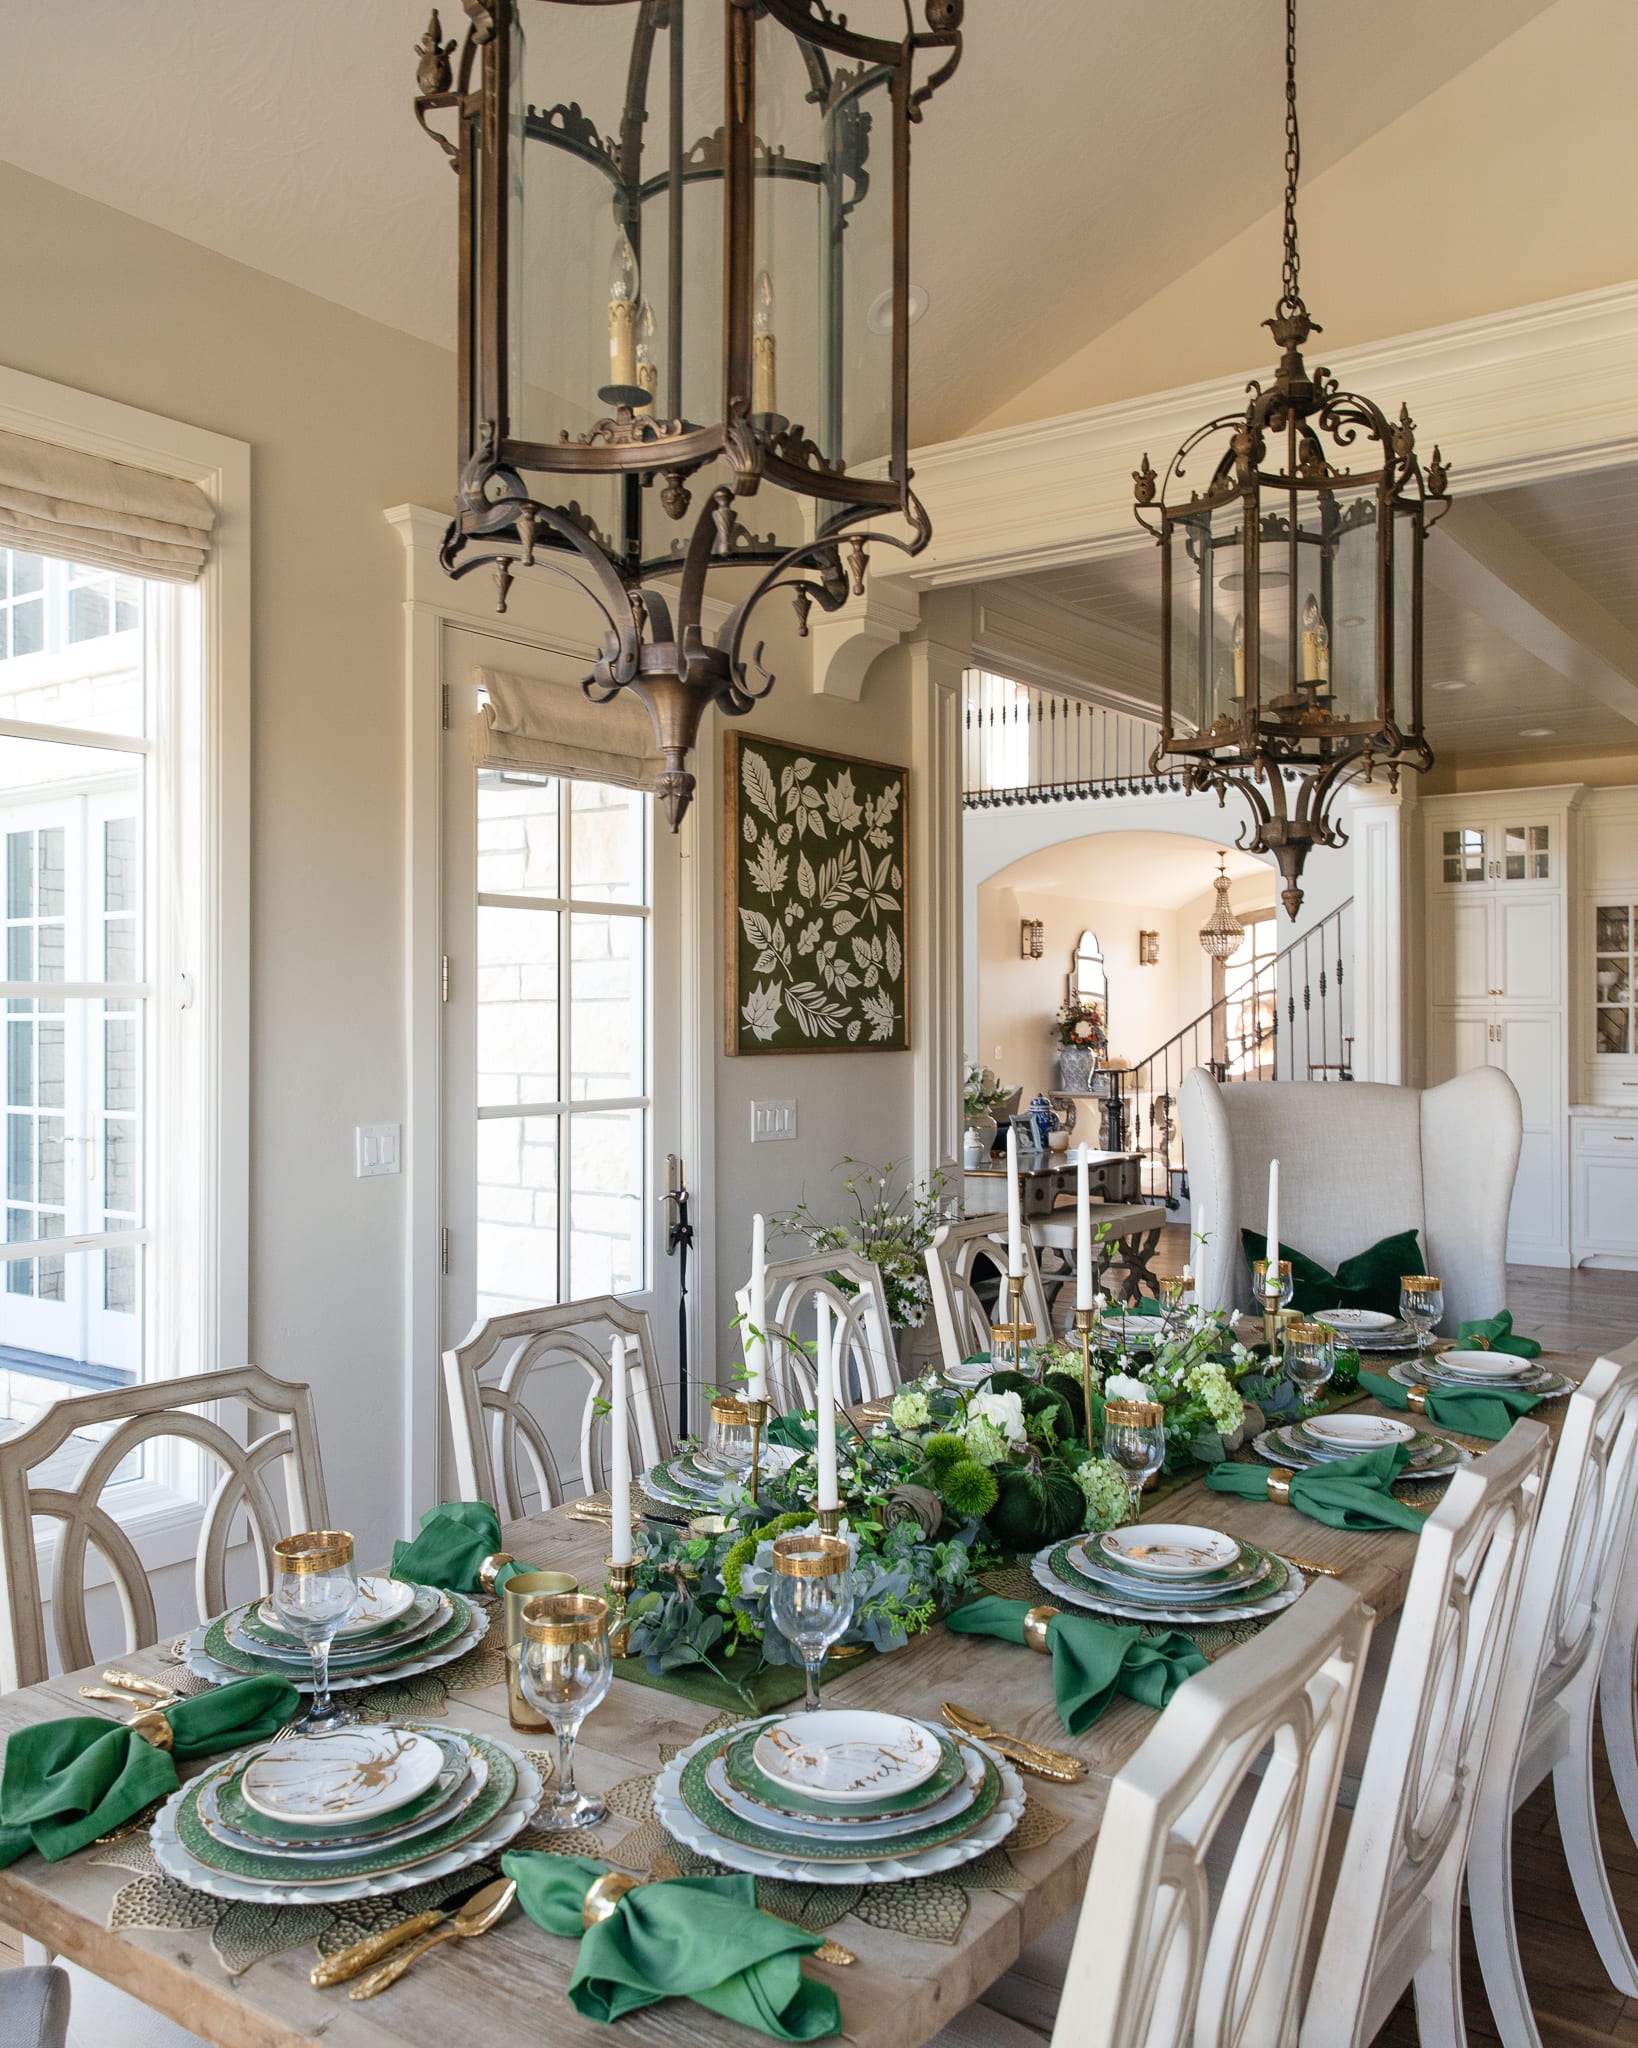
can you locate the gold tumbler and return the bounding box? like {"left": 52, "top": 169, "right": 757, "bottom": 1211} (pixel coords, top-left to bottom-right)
{"left": 503, "top": 1569, "right": 578, "bottom": 1732}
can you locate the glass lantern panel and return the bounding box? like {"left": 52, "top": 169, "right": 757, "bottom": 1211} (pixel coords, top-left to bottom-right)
{"left": 1256, "top": 503, "right": 1293, "bottom": 710}
{"left": 754, "top": 18, "right": 895, "bottom": 480}
{"left": 508, "top": 2, "right": 724, "bottom": 450}
{"left": 638, "top": 453, "right": 810, "bottom": 569}
{"left": 1391, "top": 500, "right": 1418, "bottom": 735}
{"left": 1315, "top": 483, "right": 1380, "bottom": 725}
{"left": 1164, "top": 506, "right": 1210, "bottom": 744}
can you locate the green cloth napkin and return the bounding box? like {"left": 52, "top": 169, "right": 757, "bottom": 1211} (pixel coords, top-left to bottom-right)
{"left": 0, "top": 1675, "right": 298, "bottom": 1867}
{"left": 1360, "top": 1369, "right": 1541, "bottom": 1443}
{"left": 1240, "top": 1226, "right": 1423, "bottom": 1319}
{"left": 946, "top": 1594, "right": 1206, "bottom": 1735}
{"left": 1456, "top": 1311, "right": 1541, "bottom": 1360}
{"left": 1102, "top": 1296, "right": 1161, "bottom": 1318}
{"left": 766, "top": 1413, "right": 816, "bottom": 1453}
{"left": 1207, "top": 1442, "right": 1426, "bottom": 1531}
{"left": 502, "top": 1851, "right": 840, "bottom": 2041}
{"left": 390, "top": 1500, "right": 525, "bottom": 1595}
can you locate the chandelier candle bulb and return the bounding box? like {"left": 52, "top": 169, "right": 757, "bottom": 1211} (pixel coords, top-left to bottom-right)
{"left": 1075, "top": 1143, "right": 1095, "bottom": 1312}
{"left": 607, "top": 229, "right": 640, "bottom": 392}
{"left": 608, "top": 1335, "right": 632, "bottom": 1568}
{"left": 815, "top": 1296, "right": 839, "bottom": 1515}
{"left": 1232, "top": 615, "right": 1245, "bottom": 698}
{"left": 1006, "top": 1123, "right": 1024, "bottom": 1279}
{"left": 748, "top": 1214, "right": 769, "bottom": 1404}
{"left": 752, "top": 269, "right": 778, "bottom": 418}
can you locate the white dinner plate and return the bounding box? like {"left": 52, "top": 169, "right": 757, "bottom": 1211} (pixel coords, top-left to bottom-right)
{"left": 1300, "top": 1413, "right": 1417, "bottom": 1450}
{"left": 254, "top": 1573, "right": 415, "bottom": 1641}
{"left": 1034, "top": 1546, "right": 1308, "bottom": 1626}
{"left": 1430, "top": 1349, "right": 1535, "bottom": 1380}
{"left": 753, "top": 1711, "right": 940, "bottom": 1804}
{"left": 704, "top": 1745, "right": 984, "bottom": 1843}
{"left": 1096, "top": 1524, "right": 1239, "bottom": 1578}
{"left": 1315, "top": 1308, "right": 1397, "bottom": 1331}
{"left": 240, "top": 1726, "right": 446, "bottom": 1825}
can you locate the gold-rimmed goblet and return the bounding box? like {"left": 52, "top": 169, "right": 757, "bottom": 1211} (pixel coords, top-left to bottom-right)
{"left": 768, "top": 1534, "right": 854, "bottom": 1712}
{"left": 519, "top": 1594, "right": 613, "bottom": 1829}
{"left": 1103, "top": 1399, "right": 1167, "bottom": 1526}
{"left": 1400, "top": 1275, "right": 1444, "bottom": 1358}
{"left": 707, "top": 1395, "right": 754, "bottom": 1483}
{"left": 1252, "top": 1257, "right": 1294, "bottom": 1352}
{"left": 271, "top": 1531, "right": 359, "bottom": 1735}
{"left": 1283, "top": 1320, "right": 1337, "bottom": 1408}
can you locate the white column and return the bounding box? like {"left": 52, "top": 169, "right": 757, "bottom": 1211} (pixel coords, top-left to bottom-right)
{"left": 1352, "top": 782, "right": 1409, "bottom": 1084}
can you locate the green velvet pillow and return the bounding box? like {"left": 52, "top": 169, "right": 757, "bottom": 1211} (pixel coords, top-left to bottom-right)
{"left": 1240, "top": 1226, "right": 1424, "bottom": 1318}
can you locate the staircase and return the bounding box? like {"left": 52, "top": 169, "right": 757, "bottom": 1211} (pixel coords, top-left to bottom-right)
{"left": 1084, "top": 900, "right": 1354, "bottom": 1206}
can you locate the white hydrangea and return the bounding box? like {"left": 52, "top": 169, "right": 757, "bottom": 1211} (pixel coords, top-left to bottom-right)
{"left": 1105, "top": 1371, "right": 1155, "bottom": 1404}
{"left": 890, "top": 1387, "right": 932, "bottom": 1432}
{"left": 1189, "top": 1360, "right": 1245, "bottom": 1436}
{"left": 1074, "top": 1456, "right": 1130, "bottom": 1532}
{"left": 966, "top": 1387, "right": 1028, "bottom": 1452}
{"left": 961, "top": 1416, "right": 1010, "bottom": 1468}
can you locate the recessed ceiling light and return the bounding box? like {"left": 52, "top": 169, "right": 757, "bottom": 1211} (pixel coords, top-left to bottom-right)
{"left": 1431, "top": 679, "right": 1473, "bottom": 693}
{"left": 867, "top": 284, "right": 929, "bottom": 334}
{"left": 1519, "top": 726, "right": 1555, "bottom": 738}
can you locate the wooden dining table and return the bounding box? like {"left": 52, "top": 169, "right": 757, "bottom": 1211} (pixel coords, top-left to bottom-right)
{"left": 0, "top": 1355, "right": 1586, "bottom": 2048}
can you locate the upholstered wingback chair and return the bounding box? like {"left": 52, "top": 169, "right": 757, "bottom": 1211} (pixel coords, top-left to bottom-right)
{"left": 1178, "top": 1066, "right": 1523, "bottom": 1333}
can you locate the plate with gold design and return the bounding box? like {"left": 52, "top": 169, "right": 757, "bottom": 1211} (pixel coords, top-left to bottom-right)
{"left": 752, "top": 1710, "right": 940, "bottom": 1804}
{"left": 241, "top": 1727, "right": 445, "bottom": 1825}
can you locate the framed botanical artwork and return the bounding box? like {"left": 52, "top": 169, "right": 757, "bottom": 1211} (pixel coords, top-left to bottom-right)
{"left": 724, "top": 732, "right": 909, "bottom": 1055}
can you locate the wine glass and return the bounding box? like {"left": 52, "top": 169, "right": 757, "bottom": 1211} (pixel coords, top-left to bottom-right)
{"left": 1400, "top": 1275, "right": 1444, "bottom": 1358}
{"left": 1283, "top": 1321, "right": 1337, "bottom": 1408}
{"left": 1158, "top": 1273, "right": 1190, "bottom": 1341}
{"left": 1103, "top": 1399, "right": 1168, "bottom": 1525}
{"left": 768, "top": 1534, "right": 854, "bottom": 1711}
{"left": 1251, "top": 1258, "right": 1294, "bottom": 1314}
{"left": 519, "top": 1593, "right": 613, "bottom": 1828}
{"left": 271, "top": 1531, "right": 360, "bottom": 1735}
{"left": 707, "top": 1395, "right": 754, "bottom": 1481}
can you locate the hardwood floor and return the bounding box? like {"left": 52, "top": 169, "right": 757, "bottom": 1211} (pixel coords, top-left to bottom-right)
{"left": 4, "top": 1254, "right": 1636, "bottom": 2045}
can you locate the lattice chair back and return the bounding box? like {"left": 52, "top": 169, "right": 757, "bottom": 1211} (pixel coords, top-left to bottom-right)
{"left": 1060, "top": 1578, "right": 1373, "bottom": 2048}
{"left": 737, "top": 1251, "right": 899, "bottom": 1411}
{"left": 1299, "top": 1418, "right": 1553, "bottom": 2048}
{"left": 442, "top": 1298, "right": 672, "bottom": 1521}
{"left": 924, "top": 1213, "right": 1052, "bottom": 1375}
{"left": 0, "top": 1366, "right": 330, "bottom": 1692}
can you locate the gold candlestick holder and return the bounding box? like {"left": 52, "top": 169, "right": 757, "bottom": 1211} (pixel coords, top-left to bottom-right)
{"left": 1073, "top": 1305, "right": 1096, "bottom": 1441}
{"left": 605, "top": 1556, "right": 637, "bottom": 1658}
{"left": 744, "top": 1397, "right": 769, "bottom": 1505}
{"left": 816, "top": 1506, "right": 841, "bottom": 1536}
{"left": 1263, "top": 1288, "right": 1283, "bottom": 1354}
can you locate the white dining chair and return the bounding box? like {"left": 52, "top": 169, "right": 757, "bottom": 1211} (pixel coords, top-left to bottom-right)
{"left": 1178, "top": 1065, "right": 1523, "bottom": 1331}
{"left": 930, "top": 1578, "right": 1374, "bottom": 2048}
{"left": 1299, "top": 1417, "right": 1552, "bottom": 2048}
{"left": 0, "top": 1364, "right": 330, "bottom": 1693}
{"left": 0, "top": 1967, "right": 68, "bottom": 2048}
{"left": 735, "top": 1250, "right": 899, "bottom": 1410}
{"left": 442, "top": 1298, "right": 673, "bottom": 1518}
{"left": 1467, "top": 1344, "right": 1638, "bottom": 2048}
{"left": 924, "top": 1213, "right": 1054, "bottom": 1376}
{"left": 1599, "top": 1472, "right": 1638, "bottom": 1868}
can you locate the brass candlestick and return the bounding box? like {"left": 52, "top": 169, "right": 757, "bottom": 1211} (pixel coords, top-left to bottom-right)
{"left": 1263, "top": 1287, "right": 1283, "bottom": 1354}
{"left": 816, "top": 1506, "right": 841, "bottom": 1536}
{"left": 1073, "top": 1305, "right": 1096, "bottom": 1445}
{"left": 744, "top": 1397, "right": 769, "bottom": 1505}
{"left": 605, "top": 1556, "right": 637, "bottom": 1658}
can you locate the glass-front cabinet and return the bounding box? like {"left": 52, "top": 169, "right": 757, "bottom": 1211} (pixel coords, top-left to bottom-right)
{"left": 1595, "top": 903, "right": 1635, "bottom": 1058}
{"left": 1438, "top": 818, "right": 1553, "bottom": 886}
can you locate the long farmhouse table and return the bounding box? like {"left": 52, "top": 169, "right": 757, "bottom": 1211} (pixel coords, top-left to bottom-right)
{"left": 0, "top": 1357, "right": 1586, "bottom": 2048}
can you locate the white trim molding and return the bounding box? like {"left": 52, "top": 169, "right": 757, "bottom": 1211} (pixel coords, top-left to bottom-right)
{"left": 1351, "top": 785, "right": 1409, "bottom": 1085}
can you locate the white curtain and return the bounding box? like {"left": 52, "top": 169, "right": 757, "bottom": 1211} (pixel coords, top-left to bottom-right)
{"left": 471, "top": 663, "right": 661, "bottom": 790}
{"left": 0, "top": 429, "right": 215, "bottom": 583}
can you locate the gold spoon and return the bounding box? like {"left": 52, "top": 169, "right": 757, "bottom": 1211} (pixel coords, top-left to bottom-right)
{"left": 350, "top": 1877, "right": 517, "bottom": 1999}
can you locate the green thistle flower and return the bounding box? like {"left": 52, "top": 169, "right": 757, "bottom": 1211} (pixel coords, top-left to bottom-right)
{"left": 939, "top": 1458, "right": 999, "bottom": 1521}
{"left": 922, "top": 1431, "right": 967, "bottom": 1478}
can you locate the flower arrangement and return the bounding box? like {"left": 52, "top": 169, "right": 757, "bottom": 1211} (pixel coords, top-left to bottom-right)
{"left": 963, "top": 1058, "right": 1011, "bottom": 1121}
{"left": 1038, "top": 1311, "right": 1255, "bottom": 1473}
{"left": 771, "top": 1157, "right": 953, "bottom": 1329}
{"left": 1054, "top": 999, "right": 1107, "bottom": 1050}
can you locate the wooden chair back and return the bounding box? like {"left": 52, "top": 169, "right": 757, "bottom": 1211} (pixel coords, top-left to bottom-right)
{"left": 0, "top": 1366, "right": 329, "bottom": 1691}
{"left": 1299, "top": 1418, "right": 1553, "bottom": 2048}
{"left": 737, "top": 1251, "right": 899, "bottom": 1410}
{"left": 442, "top": 1298, "right": 672, "bottom": 1519}
{"left": 1061, "top": 1578, "right": 1373, "bottom": 2048}
{"left": 924, "top": 1212, "right": 1053, "bottom": 1373}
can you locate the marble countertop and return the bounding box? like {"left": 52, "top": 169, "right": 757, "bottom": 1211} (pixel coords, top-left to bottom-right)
{"left": 1570, "top": 1103, "right": 1638, "bottom": 1118}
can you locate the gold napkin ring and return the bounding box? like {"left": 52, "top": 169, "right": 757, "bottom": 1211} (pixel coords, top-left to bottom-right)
{"left": 1406, "top": 1386, "right": 1429, "bottom": 1414}
{"left": 1267, "top": 1468, "right": 1294, "bottom": 1505}
{"left": 1022, "top": 1605, "right": 1055, "bottom": 1655}
{"left": 129, "top": 1706, "right": 173, "bottom": 1752}
{"left": 582, "top": 1871, "right": 643, "bottom": 1928}
{"left": 478, "top": 1552, "right": 517, "bottom": 1596}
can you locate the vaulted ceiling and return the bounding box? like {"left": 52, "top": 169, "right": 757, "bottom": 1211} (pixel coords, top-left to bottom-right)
{"left": 0, "top": 0, "right": 1555, "bottom": 440}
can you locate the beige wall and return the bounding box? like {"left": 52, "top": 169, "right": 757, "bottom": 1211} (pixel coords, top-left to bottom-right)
{"left": 1424, "top": 748, "right": 1638, "bottom": 795}
{"left": 975, "top": 0, "right": 1638, "bottom": 431}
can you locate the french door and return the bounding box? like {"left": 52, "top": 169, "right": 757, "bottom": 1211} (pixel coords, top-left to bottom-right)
{"left": 439, "top": 627, "right": 686, "bottom": 1475}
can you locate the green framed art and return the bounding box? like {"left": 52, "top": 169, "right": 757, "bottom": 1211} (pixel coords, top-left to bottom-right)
{"left": 725, "top": 732, "right": 909, "bottom": 1055}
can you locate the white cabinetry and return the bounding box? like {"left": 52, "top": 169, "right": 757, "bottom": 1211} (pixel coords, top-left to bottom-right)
{"left": 1424, "top": 790, "right": 1577, "bottom": 1267}
{"left": 1569, "top": 790, "right": 1638, "bottom": 1268}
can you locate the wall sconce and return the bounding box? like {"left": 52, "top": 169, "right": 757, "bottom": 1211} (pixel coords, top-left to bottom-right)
{"left": 1138, "top": 930, "right": 1160, "bottom": 966}
{"left": 1020, "top": 919, "right": 1045, "bottom": 960}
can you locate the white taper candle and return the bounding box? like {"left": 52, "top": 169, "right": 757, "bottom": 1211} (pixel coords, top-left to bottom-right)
{"left": 1006, "top": 1122, "right": 1023, "bottom": 1279}
{"left": 815, "top": 1296, "right": 838, "bottom": 1512}
{"left": 1265, "top": 1160, "right": 1280, "bottom": 1288}
{"left": 609, "top": 1334, "right": 633, "bottom": 1566}
{"left": 748, "top": 1213, "right": 769, "bottom": 1402}
{"left": 1075, "top": 1143, "right": 1094, "bottom": 1311}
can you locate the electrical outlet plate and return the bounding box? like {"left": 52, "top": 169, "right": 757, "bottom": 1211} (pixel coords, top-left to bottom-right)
{"left": 751, "top": 1099, "right": 797, "bottom": 1143}
{"left": 356, "top": 1124, "right": 401, "bottom": 1177}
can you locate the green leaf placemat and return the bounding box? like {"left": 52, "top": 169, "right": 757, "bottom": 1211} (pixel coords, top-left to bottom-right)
{"left": 611, "top": 1644, "right": 876, "bottom": 1717}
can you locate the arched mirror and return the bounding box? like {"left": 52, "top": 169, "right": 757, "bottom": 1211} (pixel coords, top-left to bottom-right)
{"left": 1071, "top": 929, "right": 1108, "bottom": 1011}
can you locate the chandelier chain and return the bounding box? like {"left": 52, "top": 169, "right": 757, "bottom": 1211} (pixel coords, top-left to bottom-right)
{"left": 1279, "top": 0, "right": 1304, "bottom": 317}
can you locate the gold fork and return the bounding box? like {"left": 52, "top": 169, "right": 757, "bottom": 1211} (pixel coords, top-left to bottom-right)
{"left": 940, "top": 1702, "right": 1085, "bottom": 1781}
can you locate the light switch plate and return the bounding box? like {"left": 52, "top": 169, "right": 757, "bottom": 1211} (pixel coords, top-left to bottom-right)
{"left": 751, "top": 1099, "right": 797, "bottom": 1143}
{"left": 356, "top": 1124, "right": 401, "bottom": 1177}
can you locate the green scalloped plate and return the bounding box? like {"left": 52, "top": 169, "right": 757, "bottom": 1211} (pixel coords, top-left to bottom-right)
{"left": 722, "top": 1719, "right": 968, "bottom": 1823}
{"left": 203, "top": 1590, "right": 474, "bottom": 1682}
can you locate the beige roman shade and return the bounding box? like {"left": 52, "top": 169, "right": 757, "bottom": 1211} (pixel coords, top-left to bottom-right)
{"left": 0, "top": 429, "right": 216, "bottom": 583}
{"left": 472, "top": 663, "right": 661, "bottom": 791}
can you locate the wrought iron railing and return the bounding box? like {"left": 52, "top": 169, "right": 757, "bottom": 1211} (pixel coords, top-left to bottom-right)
{"left": 962, "top": 671, "right": 1183, "bottom": 808}
{"left": 1070, "top": 899, "right": 1354, "bottom": 1205}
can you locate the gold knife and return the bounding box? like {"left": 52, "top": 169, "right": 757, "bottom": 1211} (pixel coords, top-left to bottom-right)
{"left": 311, "top": 1911, "right": 452, "bottom": 1987}
{"left": 101, "top": 1668, "right": 178, "bottom": 1702}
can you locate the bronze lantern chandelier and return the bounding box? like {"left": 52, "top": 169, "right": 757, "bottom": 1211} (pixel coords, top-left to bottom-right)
{"left": 414, "top": 0, "right": 964, "bottom": 829}
{"left": 1135, "top": 0, "right": 1450, "bottom": 916}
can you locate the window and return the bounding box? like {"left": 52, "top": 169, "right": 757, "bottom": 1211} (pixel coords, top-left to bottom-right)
{"left": 1213, "top": 910, "right": 1278, "bottom": 1078}
{"left": 474, "top": 769, "right": 651, "bottom": 1319}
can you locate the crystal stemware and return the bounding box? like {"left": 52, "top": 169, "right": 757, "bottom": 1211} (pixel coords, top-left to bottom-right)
{"left": 1158, "top": 1273, "right": 1190, "bottom": 1340}
{"left": 1103, "top": 1399, "right": 1168, "bottom": 1525}
{"left": 271, "top": 1530, "right": 360, "bottom": 1735}
{"left": 1400, "top": 1274, "right": 1444, "bottom": 1357}
{"left": 519, "top": 1593, "right": 613, "bottom": 1828}
{"left": 707, "top": 1395, "right": 754, "bottom": 1482}
{"left": 1251, "top": 1258, "right": 1295, "bottom": 1314}
{"left": 768, "top": 1533, "right": 854, "bottom": 1711}
{"left": 1283, "top": 1320, "right": 1337, "bottom": 1408}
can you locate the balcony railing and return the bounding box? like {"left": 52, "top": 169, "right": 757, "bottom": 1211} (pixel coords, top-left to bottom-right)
{"left": 962, "top": 671, "right": 1182, "bottom": 808}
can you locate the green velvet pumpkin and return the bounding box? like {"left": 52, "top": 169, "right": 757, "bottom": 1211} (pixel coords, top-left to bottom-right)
{"left": 986, "top": 1462, "right": 1085, "bottom": 1553}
